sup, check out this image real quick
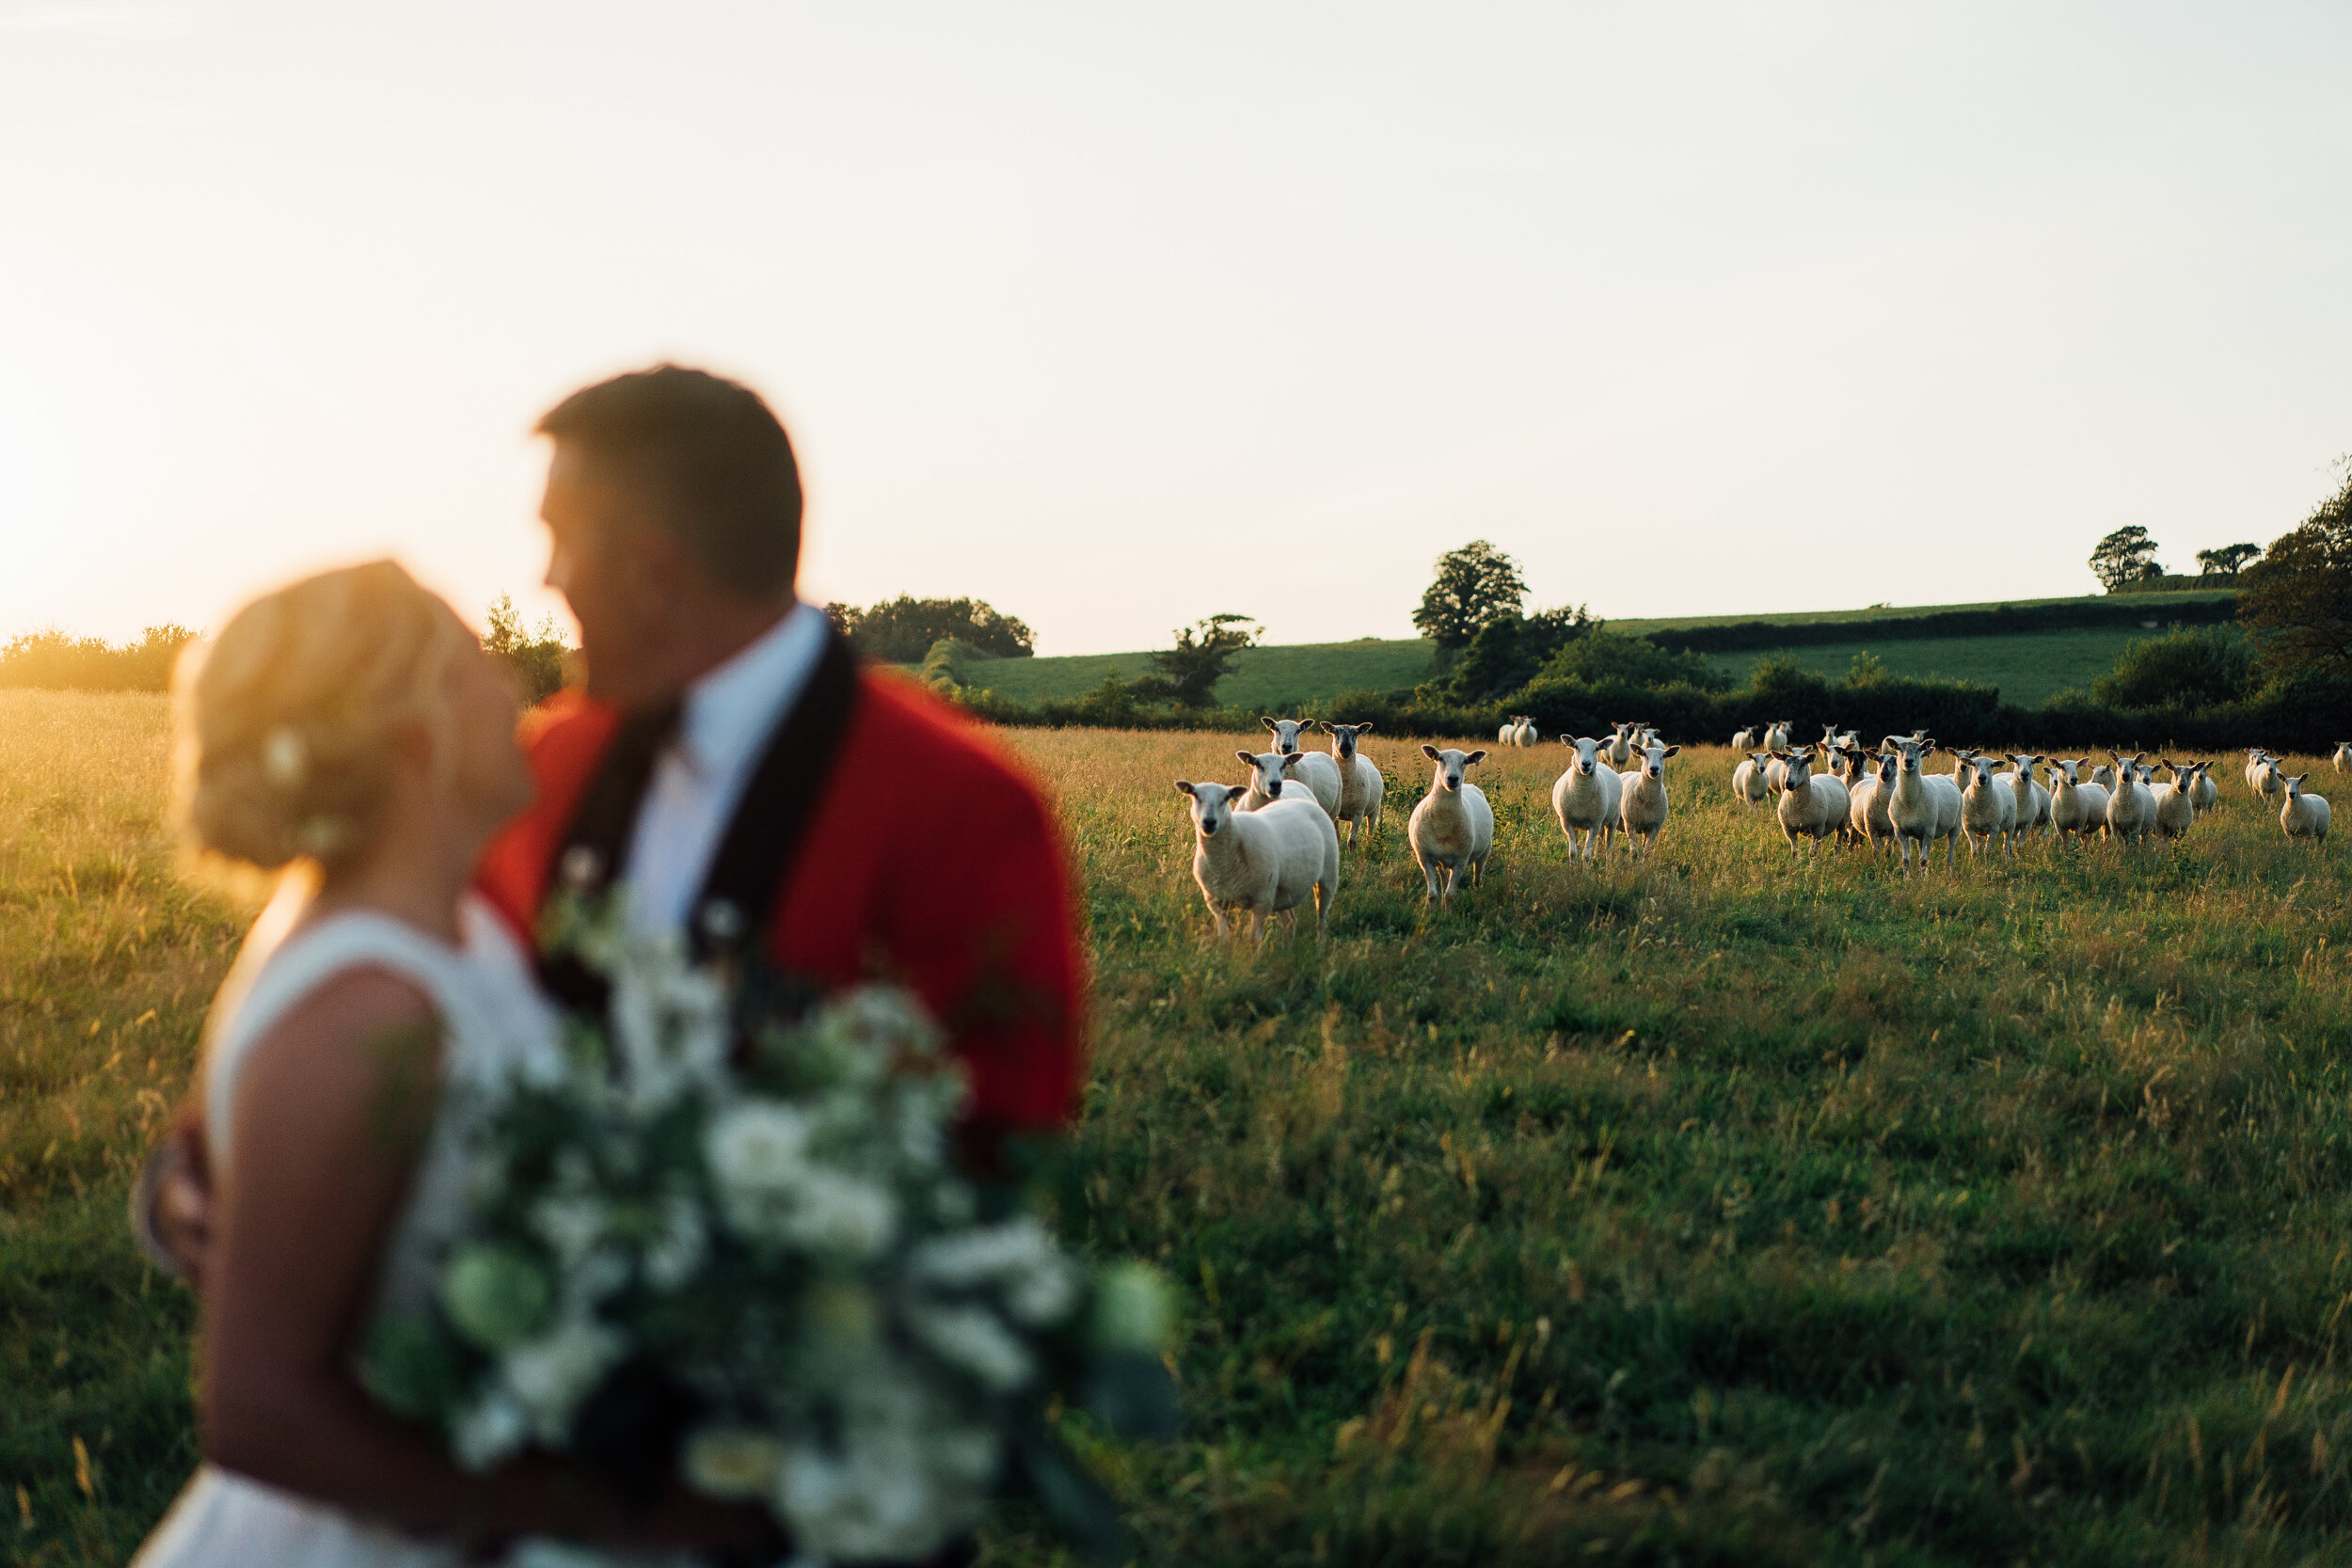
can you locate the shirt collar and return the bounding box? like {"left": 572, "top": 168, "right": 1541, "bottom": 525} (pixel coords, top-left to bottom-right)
{"left": 674, "top": 601, "right": 830, "bottom": 779}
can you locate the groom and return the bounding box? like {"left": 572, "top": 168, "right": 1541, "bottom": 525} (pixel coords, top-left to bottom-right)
{"left": 142, "top": 363, "right": 1083, "bottom": 1275}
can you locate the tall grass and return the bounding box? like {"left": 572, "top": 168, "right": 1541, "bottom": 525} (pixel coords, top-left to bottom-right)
{"left": 12, "top": 699, "right": 2352, "bottom": 1564}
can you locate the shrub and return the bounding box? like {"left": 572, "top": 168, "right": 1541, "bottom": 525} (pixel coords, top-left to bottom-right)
{"left": 481, "top": 595, "right": 572, "bottom": 704}
{"left": 0, "top": 625, "right": 197, "bottom": 692}
{"left": 1537, "top": 630, "right": 1725, "bottom": 692}
{"left": 830, "top": 595, "right": 1036, "bottom": 663}
{"left": 2091, "top": 625, "right": 2254, "bottom": 709}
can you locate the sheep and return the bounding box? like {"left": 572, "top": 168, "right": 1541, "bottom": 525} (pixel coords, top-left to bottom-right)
{"left": 2105, "top": 753, "right": 2156, "bottom": 846}
{"left": 2282, "top": 774, "right": 2332, "bottom": 847}
{"left": 1731, "top": 750, "right": 1773, "bottom": 809}
{"left": 2336, "top": 742, "right": 2352, "bottom": 774}
{"left": 1319, "top": 721, "right": 1386, "bottom": 849}
{"left": 1954, "top": 752, "right": 2018, "bottom": 859}
{"left": 2189, "top": 762, "right": 2219, "bottom": 813}
{"left": 2002, "top": 753, "right": 2053, "bottom": 840}
{"left": 1730, "top": 725, "right": 1760, "bottom": 751}
{"left": 1551, "top": 736, "right": 1625, "bottom": 860}
{"left": 1763, "top": 720, "right": 1794, "bottom": 751}
{"left": 2047, "top": 759, "right": 2110, "bottom": 845}
{"left": 1506, "top": 717, "right": 1541, "bottom": 748}
{"left": 1410, "top": 746, "right": 1494, "bottom": 906}
{"left": 2149, "top": 758, "right": 2204, "bottom": 841}
{"left": 1618, "top": 741, "right": 1680, "bottom": 858}
{"left": 1883, "top": 736, "right": 1963, "bottom": 875}
{"left": 1773, "top": 746, "right": 1849, "bottom": 854}
{"left": 1851, "top": 751, "right": 1899, "bottom": 852}
{"left": 1497, "top": 717, "right": 1523, "bottom": 747}
{"left": 1819, "top": 723, "right": 1860, "bottom": 752}
{"left": 1603, "top": 721, "right": 1636, "bottom": 768}
{"left": 2244, "top": 749, "right": 2281, "bottom": 800}
{"left": 1237, "top": 750, "right": 1321, "bottom": 812}
{"left": 1174, "top": 779, "right": 1340, "bottom": 942}
{"left": 2090, "top": 762, "right": 2116, "bottom": 788}
{"left": 1764, "top": 752, "right": 1791, "bottom": 796}
{"left": 1261, "top": 717, "right": 1343, "bottom": 816}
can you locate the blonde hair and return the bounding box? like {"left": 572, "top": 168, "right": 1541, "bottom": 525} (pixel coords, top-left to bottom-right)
{"left": 173, "top": 561, "right": 475, "bottom": 872}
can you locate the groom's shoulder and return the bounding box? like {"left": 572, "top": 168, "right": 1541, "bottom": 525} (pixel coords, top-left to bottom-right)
{"left": 843, "top": 669, "right": 1043, "bottom": 813}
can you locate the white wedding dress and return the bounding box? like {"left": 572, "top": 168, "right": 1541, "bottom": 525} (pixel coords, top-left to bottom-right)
{"left": 132, "top": 895, "right": 635, "bottom": 1568}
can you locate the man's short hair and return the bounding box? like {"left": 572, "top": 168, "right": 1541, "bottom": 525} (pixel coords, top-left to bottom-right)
{"left": 537, "top": 364, "right": 803, "bottom": 597}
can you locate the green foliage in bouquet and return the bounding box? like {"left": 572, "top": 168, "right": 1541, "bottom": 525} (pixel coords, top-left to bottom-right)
{"left": 358, "top": 886, "right": 1178, "bottom": 1565}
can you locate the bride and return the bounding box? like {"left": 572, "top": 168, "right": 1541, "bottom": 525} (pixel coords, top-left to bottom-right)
{"left": 133, "top": 562, "right": 775, "bottom": 1567}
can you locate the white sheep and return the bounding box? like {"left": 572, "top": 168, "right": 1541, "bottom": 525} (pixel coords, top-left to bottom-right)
{"left": 1850, "top": 751, "right": 1898, "bottom": 852}
{"left": 1618, "top": 741, "right": 1679, "bottom": 857}
{"left": 2244, "top": 749, "right": 2280, "bottom": 800}
{"left": 1551, "top": 736, "right": 1625, "bottom": 860}
{"left": 2189, "top": 762, "right": 2218, "bottom": 813}
{"left": 1603, "top": 721, "right": 1636, "bottom": 769}
{"left": 1498, "top": 716, "right": 1540, "bottom": 748}
{"left": 2335, "top": 742, "right": 2352, "bottom": 774}
{"left": 1730, "top": 725, "right": 1760, "bottom": 751}
{"left": 2282, "top": 774, "right": 2332, "bottom": 847}
{"left": 1774, "top": 746, "right": 1849, "bottom": 854}
{"left": 2149, "top": 758, "right": 2204, "bottom": 841}
{"left": 1237, "top": 749, "right": 1320, "bottom": 811}
{"left": 1883, "top": 736, "right": 1962, "bottom": 875}
{"left": 2002, "top": 753, "right": 2053, "bottom": 840}
{"left": 2090, "top": 762, "right": 2116, "bottom": 788}
{"left": 1497, "top": 717, "right": 1521, "bottom": 746}
{"left": 1261, "top": 716, "right": 1343, "bottom": 816}
{"left": 1319, "top": 721, "right": 1386, "bottom": 849}
{"left": 1410, "top": 746, "right": 1494, "bottom": 907}
{"left": 1174, "top": 779, "right": 1340, "bottom": 942}
{"left": 1952, "top": 752, "right": 2018, "bottom": 859}
{"left": 2047, "top": 759, "right": 2110, "bottom": 845}
{"left": 1731, "top": 750, "right": 1773, "bottom": 810}
{"left": 1763, "top": 720, "right": 1794, "bottom": 751}
{"left": 2104, "top": 753, "right": 2156, "bottom": 846}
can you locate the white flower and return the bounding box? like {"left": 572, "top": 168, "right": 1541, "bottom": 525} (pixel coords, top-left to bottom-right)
{"left": 776, "top": 1367, "right": 993, "bottom": 1563}
{"left": 530, "top": 1195, "right": 607, "bottom": 1269}
{"left": 775, "top": 1168, "right": 898, "bottom": 1259}
{"left": 609, "top": 940, "right": 732, "bottom": 1113}
{"left": 682, "top": 1425, "right": 786, "bottom": 1499}
{"left": 906, "top": 1302, "right": 1034, "bottom": 1392}
{"left": 911, "top": 1217, "right": 1056, "bottom": 1290}
{"left": 501, "top": 1318, "right": 627, "bottom": 1442}
{"left": 450, "top": 1391, "right": 528, "bottom": 1471}
{"left": 641, "top": 1192, "right": 707, "bottom": 1291}
{"left": 1005, "top": 1255, "right": 1081, "bottom": 1327}
{"left": 706, "top": 1101, "right": 814, "bottom": 1235}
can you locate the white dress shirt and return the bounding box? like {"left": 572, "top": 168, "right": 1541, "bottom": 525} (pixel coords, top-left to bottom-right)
{"left": 624, "top": 601, "right": 832, "bottom": 938}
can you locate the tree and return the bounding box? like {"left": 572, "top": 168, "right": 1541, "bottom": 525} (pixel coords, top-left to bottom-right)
{"left": 2239, "top": 467, "right": 2352, "bottom": 676}
{"left": 1413, "top": 541, "right": 1528, "bottom": 650}
{"left": 827, "top": 595, "right": 1036, "bottom": 663}
{"left": 1446, "top": 603, "right": 1597, "bottom": 702}
{"left": 2197, "top": 543, "right": 2263, "bottom": 577}
{"left": 2089, "top": 527, "right": 2164, "bottom": 592}
{"left": 1149, "top": 613, "right": 1260, "bottom": 707}
{"left": 483, "top": 594, "right": 572, "bottom": 703}
{"left": 2091, "top": 624, "right": 2254, "bottom": 708}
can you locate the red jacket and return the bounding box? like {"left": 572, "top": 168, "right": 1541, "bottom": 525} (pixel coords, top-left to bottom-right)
{"left": 474, "top": 673, "right": 1083, "bottom": 1138}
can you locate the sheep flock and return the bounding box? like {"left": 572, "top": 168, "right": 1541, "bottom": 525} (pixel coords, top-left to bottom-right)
{"left": 1173, "top": 716, "right": 2343, "bottom": 939}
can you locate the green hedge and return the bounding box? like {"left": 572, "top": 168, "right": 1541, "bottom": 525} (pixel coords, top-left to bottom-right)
{"left": 1649, "top": 594, "right": 2237, "bottom": 655}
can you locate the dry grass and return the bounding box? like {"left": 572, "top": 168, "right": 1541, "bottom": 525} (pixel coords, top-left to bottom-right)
{"left": 14, "top": 699, "right": 2352, "bottom": 1565}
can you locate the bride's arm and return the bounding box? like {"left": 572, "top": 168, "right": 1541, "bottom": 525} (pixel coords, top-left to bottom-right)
{"left": 200, "top": 967, "right": 774, "bottom": 1552}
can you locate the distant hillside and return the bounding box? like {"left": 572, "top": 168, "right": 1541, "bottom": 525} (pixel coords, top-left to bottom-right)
{"left": 958, "top": 590, "right": 2238, "bottom": 711}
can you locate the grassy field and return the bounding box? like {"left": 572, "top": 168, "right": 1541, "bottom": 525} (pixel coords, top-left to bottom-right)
{"left": 1705, "top": 626, "right": 2154, "bottom": 707}
{"left": 953, "top": 592, "right": 2236, "bottom": 711}
{"left": 1610, "top": 588, "right": 2237, "bottom": 635}
{"left": 16, "top": 692, "right": 2352, "bottom": 1564}
{"left": 960, "top": 637, "right": 1436, "bottom": 711}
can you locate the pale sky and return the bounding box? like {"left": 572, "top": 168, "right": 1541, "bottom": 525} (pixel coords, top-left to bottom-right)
{"left": 4, "top": 2, "right": 2348, "bottom": 655}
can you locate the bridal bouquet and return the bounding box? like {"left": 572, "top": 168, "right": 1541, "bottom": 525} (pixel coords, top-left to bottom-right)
{"left": 359, "top": 886, "right": 1176, "bottom": 1564}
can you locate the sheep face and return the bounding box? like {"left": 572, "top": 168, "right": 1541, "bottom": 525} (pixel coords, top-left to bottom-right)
{"left": 1322, "top": 721, "right": 1371, "bottom": 760}
{"left": 1782, "top": 748, "right": 1816, "bottom": 787}
{"left": 1238, "top": 750, "right": 1305, "bottom": 800}
{"left": 1261, "top": 717, "right": 1311, "bottom": 755}
{"left": 2287, "top": 773, "right": 2311, "bottom": 798}
{"left": 1635, "top": 743, "right": 1680, "bottom": 781}
{"left": 1175, "top": 780, "right": 1245, "bottom": 836}
{"left": 1565, "top": 736, "right": 1606, "bottom": 776}
{"left": 1422, "top": 745, "right": 1486, "bottom": 793}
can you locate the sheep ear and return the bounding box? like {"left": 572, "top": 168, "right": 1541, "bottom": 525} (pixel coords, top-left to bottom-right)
{"left": 1662, "top": 745, "right": 1680, "bottom": 758}
{"left": 1280, "top": 754, "right": 1305, "bottom": 773}
{"left": 1261, "top": 716, "right": 1279, "bottom": 733}
{"left": 1466, "top": 750, "right": 1488, "bottom": 765}
{"left": 1358, "top": 721, "right": 1375, "bottom": 734}
{"left": 1175, "top": 780, "right": 1197, "bottom": 796}
{"left": 1422, "top": 744, "right": 1441, "bottom": 760}
{"left": 1235, "top": 750, "right": 1257, "bottom": 768}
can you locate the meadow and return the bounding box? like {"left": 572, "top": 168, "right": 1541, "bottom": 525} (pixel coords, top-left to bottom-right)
{"left": 1704, "top": 626, "right": 2153, "bottom": 707}
{"left": 12, "top": 691, "right": 2352, "bottom": 1564}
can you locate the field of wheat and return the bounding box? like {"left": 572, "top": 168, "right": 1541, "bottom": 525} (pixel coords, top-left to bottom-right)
{"left": 10, "top": 693, "right": 2352, "bottom": 1566}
